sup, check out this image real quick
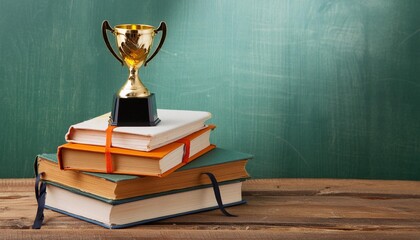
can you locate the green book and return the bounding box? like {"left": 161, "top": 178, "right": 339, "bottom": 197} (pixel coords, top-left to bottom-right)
{"left": 36, "top": 148, "right": 252, "bottom": 202}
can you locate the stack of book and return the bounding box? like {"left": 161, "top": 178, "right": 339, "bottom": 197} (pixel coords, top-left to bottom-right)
{"left": 34, "top": 109, "right": 252, "bottom": 229}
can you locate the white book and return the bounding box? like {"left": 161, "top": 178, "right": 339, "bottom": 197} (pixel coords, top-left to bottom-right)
{"left": 45, "top": 181, "right": 244, "bottom": 229}
{"left": 65, "top": 109, "right": 212, "bottom": 151}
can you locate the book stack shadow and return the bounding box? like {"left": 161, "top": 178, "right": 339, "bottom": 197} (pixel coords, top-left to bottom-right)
{"left": 33, "top": 109, "right": 252, "bottom": 229}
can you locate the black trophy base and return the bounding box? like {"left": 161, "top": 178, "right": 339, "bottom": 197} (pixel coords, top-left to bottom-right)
{"left": 110, "top": 93, "right": 160, "bottom": 126}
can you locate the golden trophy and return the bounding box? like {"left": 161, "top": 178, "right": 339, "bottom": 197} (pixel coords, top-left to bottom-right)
{"left": 102, "top": 20, "right": 167, "bottom": 126}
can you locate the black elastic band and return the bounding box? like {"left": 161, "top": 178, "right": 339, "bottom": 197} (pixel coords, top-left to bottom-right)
{"left": 201, "top": 172, "right": 237, "bottom": 217}
{"left": 32, "top": 172, "right": 46, "bottom": 229}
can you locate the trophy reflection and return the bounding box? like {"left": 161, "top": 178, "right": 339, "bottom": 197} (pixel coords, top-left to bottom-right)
{"left": 102, "top": 20, "right": 167, "bottom": 126}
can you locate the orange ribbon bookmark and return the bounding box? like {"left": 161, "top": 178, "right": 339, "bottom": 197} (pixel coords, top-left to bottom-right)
{"left": 175, "top": 138, "right": 191, "bottom": 163}
{"left": 105, "top": 125, "right": 117, "bottom": 173}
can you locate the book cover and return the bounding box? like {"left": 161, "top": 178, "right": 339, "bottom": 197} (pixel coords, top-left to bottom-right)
{"left": 36, "top": 148, "right": 252, "bottom": 200}
{"left": 65, "top": 109, "right": 212, "bottom": 151}
{"left": 58, "top": 125, "right": 215, "bottom": 176}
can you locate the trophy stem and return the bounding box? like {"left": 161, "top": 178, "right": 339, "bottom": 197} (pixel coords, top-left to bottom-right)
{"left": 118, "top": 67, "right": 150, "bottom": 98}
{"left": 128, "top": 67, "right": 139, "bottom": 86}
{"left": 111, "top": 66, "right": 159, "bottom": 126}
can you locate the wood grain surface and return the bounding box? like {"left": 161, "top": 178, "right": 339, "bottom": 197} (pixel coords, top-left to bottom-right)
{"left": 1, "top": 178, "right": 420, "bottom": 239}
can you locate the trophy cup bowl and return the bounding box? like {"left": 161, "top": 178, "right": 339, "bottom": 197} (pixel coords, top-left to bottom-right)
{"left": 102, "top": 20, "right": 167, "bottom": 126}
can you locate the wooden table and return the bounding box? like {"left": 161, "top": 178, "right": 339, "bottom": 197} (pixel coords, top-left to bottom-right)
{"left": 1, "top": 178, "right": 420, "bottom": 239}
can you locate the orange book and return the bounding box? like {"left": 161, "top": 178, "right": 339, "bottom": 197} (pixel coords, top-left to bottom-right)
{"left": 58, "top": 125, "right": 215, "bottom": 177}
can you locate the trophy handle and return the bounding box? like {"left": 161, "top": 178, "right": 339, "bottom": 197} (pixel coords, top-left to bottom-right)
{"left": 145, "top": 21, "right": 167, "bottom": 66}
{"left": 102, "top": 20, "right": 124, "bottom": 66}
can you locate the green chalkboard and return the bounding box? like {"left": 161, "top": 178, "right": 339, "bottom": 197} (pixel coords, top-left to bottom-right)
{"left": 0, "top": 0, "right": 419, "bottom": 179}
